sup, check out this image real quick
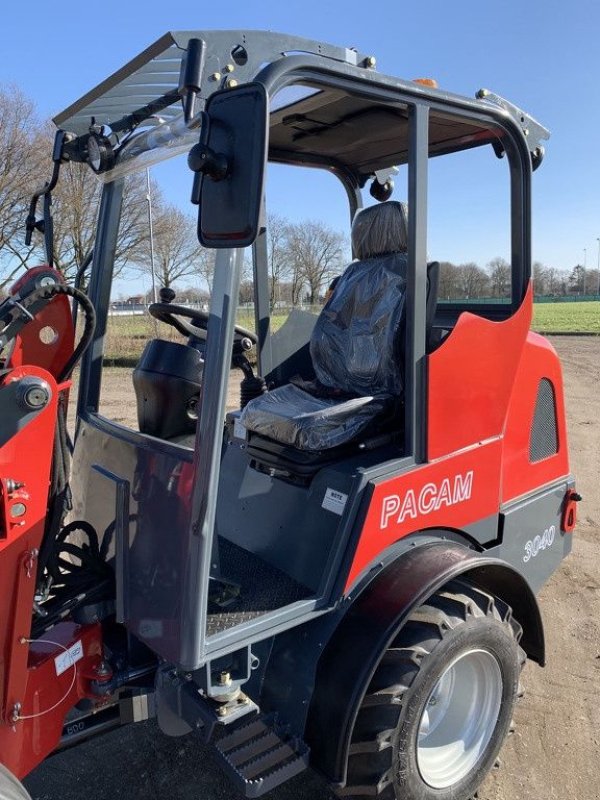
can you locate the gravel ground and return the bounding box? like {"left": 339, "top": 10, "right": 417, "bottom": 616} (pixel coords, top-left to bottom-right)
{"left": 24, "top": 336, "right": 600, "bottom": 800}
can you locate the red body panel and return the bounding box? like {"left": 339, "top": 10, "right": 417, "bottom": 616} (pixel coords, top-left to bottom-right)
{"left": 0, "top": 623, "right": 104, "bottom": 779}
{"left": 346, "top": 284, "right": 572, "bottom": 589}
{"left": 501, "top": 332, "right": 570, "bottom": 503}
{"left": 0, "top": 367, "right": 59, "bottom": 723}
{"left": 427, "top": 286, "right": 532, "bottom": 460}
{"left": 8, "top": 266, "right": 74, "bottom": 382}
{"left": 347, "top": 438, "right": 503, "bottom": 588}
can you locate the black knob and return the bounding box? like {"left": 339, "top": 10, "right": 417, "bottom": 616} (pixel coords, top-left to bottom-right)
{"left": 159, "top": 287, "right": 176, "bottom": 304}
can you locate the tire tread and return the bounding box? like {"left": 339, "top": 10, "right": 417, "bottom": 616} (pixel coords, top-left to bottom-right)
{"left": 337, "top": 579, "right": 525, "bottom": 800}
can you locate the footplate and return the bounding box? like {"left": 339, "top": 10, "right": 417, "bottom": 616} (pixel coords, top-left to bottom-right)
{"left": 214, "top": 713, "right": 309, "bottom": 797}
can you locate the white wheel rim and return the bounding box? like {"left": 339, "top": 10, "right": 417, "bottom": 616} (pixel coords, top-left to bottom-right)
{"left": 416, "top": 648, "right": 503, "bottom": 789}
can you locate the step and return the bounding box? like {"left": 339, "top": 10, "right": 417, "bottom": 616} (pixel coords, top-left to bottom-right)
{"left": 214, "top": 713, "right": 309, "bottom": 797}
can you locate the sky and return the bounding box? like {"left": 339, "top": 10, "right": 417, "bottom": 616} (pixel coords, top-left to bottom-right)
{"left": 1, "top": 0, "right": 599, "bottom": 295}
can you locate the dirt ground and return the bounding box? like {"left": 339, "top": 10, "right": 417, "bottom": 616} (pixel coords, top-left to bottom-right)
{"left": 24, "top": 337, "right": 600, "bottom": 800}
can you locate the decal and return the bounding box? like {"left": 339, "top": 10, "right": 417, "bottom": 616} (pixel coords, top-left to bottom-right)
{"left": 381, "top": 471, "right": 474, "bottom": 529}
{"left": 523, "top": 525, "right": 556, "bottom": 563}
{"left": 54, "top": 639, "right": 84, "bottom": 676}
{"left": 322, "top": 487, "right": 348, "bottom": 516}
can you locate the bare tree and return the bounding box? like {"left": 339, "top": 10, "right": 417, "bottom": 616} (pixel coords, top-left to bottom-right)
{"left": 137, "top": 201, "right": 209, "bottom": 289}
{"left": 0, "top": 87, "right": 46, "bottom": 289}
{"left": 568, "top": 264, "right": 585, "bottom": 295}
{"left": 0, "top": 84, "right": 153, "bottom": 287}
{"left": 438, "top": 261, "right": 460, "bottom": 300}
{"left": 584, "top": 268, "right": 599, "bottom": 296}
{"left": 50, "top": 163, "right": 150, "bottom": 283}
{"left": 457, "top": 262, "right": 490, "bottom": 299}
{"left": 286, "top": 220, "right": 345, "bottom": 304}
{"left": 532, "top": 261, "right": 548, "bottom": 296}
{"left": 487, "top": 257, "right": 511, "bottom": 298}
{"left": 266, "top": 213, "right": 290, "bottom": 309}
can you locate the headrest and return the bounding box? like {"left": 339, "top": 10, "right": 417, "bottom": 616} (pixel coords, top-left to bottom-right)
{"left": 351, "top": 200, "right": 408, "bottom": 260}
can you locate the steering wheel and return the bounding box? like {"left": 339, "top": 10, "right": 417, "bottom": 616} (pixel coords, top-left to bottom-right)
{"left": 148, "top": 302, "right": 257, "bottom": 347}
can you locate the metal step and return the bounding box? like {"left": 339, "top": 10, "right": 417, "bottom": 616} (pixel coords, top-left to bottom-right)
{"left": 214, "top": 713, "right": 309, "bottom": 797}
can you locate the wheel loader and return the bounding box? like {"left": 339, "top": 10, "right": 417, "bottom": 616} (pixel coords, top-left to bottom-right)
{"left": 0, "top": 30, "right": 578, "bottom": 800}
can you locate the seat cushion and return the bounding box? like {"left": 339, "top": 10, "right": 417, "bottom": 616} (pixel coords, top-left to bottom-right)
{"left": 240, "top": 384, "right": 388, "bottom": 451}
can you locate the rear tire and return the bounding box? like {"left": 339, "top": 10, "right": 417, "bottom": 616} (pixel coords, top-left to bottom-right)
{"left": 0, "top": 764, "right": 32, "bottom": 800}
{"left": 339, "top": 579, "right": 525, "bottom": 800}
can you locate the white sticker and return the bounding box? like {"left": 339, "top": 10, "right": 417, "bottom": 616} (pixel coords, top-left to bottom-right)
{"left": 322, "top": 487, "right": 348, "bottom": 516}
{"left": 233, "top": 419, "right": 247, "bottom": 441}
{"left": 55, "top": 640, "right": 84, "bottom": 676}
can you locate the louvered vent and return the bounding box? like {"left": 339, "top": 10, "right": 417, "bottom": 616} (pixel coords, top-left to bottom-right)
{"left": 529, "top": 378, "right": 558, "bottom": 462}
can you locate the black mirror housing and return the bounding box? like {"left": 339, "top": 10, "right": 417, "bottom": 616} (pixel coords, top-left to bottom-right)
{"left": 194, "top": 82, "right": 268, "bottom": 249}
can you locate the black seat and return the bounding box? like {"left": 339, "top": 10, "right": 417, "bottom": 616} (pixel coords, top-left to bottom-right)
{"left": 240, "top": 202, "right": 439, "bottom": 456}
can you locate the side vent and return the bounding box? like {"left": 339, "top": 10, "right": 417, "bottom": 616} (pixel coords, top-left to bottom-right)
{"left": 529, "top": 378, "right": 558, "bottom": 462}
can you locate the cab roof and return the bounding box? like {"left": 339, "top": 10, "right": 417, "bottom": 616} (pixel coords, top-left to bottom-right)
{"left": 54, "top": 30, "right": 547, "bottom": 182}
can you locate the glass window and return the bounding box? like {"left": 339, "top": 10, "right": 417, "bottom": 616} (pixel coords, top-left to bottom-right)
{"left": 428, "top": 117, "right": 512, "bottom": 310}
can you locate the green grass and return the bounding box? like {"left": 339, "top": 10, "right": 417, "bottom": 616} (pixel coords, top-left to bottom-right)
{"left": 102, "top": 300, "right": 599, "bottom": 363}
{"left": 103, "top": 311, "right": 293, "bottom": 363}
{"left": 532, "top": 301, "right": 600, "bottom": 333}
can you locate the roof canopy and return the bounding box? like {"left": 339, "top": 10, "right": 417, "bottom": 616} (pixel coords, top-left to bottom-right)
{"left": 54, "top": 30, "right": 546, "bottom": 182}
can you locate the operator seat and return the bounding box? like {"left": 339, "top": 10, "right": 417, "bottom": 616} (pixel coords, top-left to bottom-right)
{"left": 240, "top": 202, "right": 439, "bottom": 454}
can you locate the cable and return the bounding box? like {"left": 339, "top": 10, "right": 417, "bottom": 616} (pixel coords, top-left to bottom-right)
{"left": 13, "top": 638, "right": 77, "bottom": 721}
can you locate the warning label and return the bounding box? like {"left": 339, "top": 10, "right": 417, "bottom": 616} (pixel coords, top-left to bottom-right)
{"left": 322, "top": 487, "right": 348, "bottom": 516}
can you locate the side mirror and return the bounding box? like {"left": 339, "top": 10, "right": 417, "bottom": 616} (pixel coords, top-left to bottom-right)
{"left": 189, "top": 83, "right": 268, "bottom": 248}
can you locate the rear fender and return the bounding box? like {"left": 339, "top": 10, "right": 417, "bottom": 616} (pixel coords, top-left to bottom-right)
{"left": 305, "top": 540, "right": 544, "bottom": 785}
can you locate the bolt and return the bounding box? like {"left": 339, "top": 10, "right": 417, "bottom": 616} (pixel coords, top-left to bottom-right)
{"left": 6, "top": 479, "right": 24, "bottom": 493}
{"left": 10, "top": 503, "right": 26, "bottom": 519}
{"left": 94, "top": 660, "right": 112, "bottom": 678}
{"left": 184, "top": 673, "right": 193, "bottom": 681}
{"left": 10, "top": 703, "right": 21, "bottom": 723}
{"left": 365, "top": 56, "right": 376, "bottom": 68}
{"left": 223, "top": 63, "right": 235, "bottom": 73}
{"left": 218, "top": 671, "right": 232, "bottom": 687}
{"left": 225, "top": 78, "right": 238, "bottom": 89}
{"left": 217, "top": 705, "right": 227, "bottom": 717}
{"left": 210, "top": 71, "right": 222, "bottom": 82}
{"left": 17, "top": 379, "right": 51, "bottom": 411}
{"left": 428, "top": 695, "right": 437, "bottom": 706}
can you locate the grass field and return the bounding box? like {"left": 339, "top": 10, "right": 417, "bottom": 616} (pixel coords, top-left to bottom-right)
{"left": 103, "top": 300, "right": 599, "bottom": 362}
{"left": 531, "top": 300, "right": 599, "bottom": 333}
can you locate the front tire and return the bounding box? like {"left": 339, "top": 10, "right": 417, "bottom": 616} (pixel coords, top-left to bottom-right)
{"left": 0, "top": 764, "right": 32, "bottom": 800}
{"left": 340, "top": 579, "right": 525, "bottom": 800}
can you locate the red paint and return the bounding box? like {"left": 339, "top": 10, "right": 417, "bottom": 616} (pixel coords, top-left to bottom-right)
{"left": 346, "top": 283, "right": 573, "bottom": 590}
{"left": 347, "top": 438, "right": 503, "bottom": 588}
{"left": 501, "top": 332, "right": 570, "bottom": 503}
{"left": 561, "top": 489, "right": 579, "bottom": 533}
{"left": 427, "top": 285, "right": 532, "bottom": 460}
{"left": 8, "top": 266, "right": 74, "bottom": 382}
{"left": 0, "top": 367, "right": 59, "bottom": 728}
{"left": 0, "top": 623, "right": 104, "bottom": 779}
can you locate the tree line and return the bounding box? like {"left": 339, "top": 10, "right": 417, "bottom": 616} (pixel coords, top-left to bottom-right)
{"left": 1, "top": 85, "right": 598, "bottom": 305}
{"left": 0, "top": 85, "right": 344, "bottom": 305}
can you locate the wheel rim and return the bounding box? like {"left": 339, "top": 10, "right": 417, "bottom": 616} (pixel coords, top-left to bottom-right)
{"left": 416, "top": 648, "right": 503, "bottom": 789}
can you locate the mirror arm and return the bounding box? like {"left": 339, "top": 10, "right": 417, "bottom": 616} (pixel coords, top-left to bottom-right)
{"left": 189, "top": 112, "right": 229, "bottom": 204}
{"left": 25, "top": 130, "right": 72, "bottom": 268}
{"left": 179, "top": 38, "right": 206, "bottom": 123}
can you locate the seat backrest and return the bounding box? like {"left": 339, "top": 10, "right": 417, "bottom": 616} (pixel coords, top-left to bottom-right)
{"left": 310, "top": 252, "right": 408, "bottom": 397}
{"left": 310, "top": 258, "right": 440, "bottom": 398}
{"left": 426, "top": 261, "right": 440, "bottom": 351}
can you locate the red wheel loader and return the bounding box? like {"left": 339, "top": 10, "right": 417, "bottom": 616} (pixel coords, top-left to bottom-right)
{"left": 0, "top": 30, "right": 578, "bottom": 800}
